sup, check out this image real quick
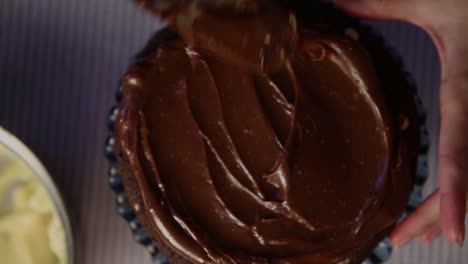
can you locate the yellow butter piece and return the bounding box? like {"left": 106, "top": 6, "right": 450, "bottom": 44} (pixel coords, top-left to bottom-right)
{"left": 0, "top": 211, "right": 58, "bottom": 264}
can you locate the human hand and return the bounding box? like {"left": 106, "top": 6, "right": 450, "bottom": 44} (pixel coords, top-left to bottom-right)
{"left": 334, "top": 0, "right": 468, "bottom": 247}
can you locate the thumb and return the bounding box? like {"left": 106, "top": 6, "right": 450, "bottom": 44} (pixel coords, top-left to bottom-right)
{"left": 436, "top": 19, "right": 468, "bottom": 244}
{"left": 333, "top": 0, "right": 424, "bottom": 21}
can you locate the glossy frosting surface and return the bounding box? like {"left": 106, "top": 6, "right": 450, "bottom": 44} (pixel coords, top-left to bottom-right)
{"left": 116, "top": 2, "right": 415, "bottom": 263}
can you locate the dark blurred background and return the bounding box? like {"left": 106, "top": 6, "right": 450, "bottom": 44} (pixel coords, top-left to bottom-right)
{"left": 0, "top": 0, "right": 466, "bottom": 263}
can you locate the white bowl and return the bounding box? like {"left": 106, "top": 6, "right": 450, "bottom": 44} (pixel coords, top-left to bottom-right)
{"left": 0, "top": 126, "right": 74, "bottom": 264}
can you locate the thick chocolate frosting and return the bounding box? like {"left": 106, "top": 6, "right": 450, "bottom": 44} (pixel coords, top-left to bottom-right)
{"left": 116, "top": 3, "right": 418, "bottom": 264}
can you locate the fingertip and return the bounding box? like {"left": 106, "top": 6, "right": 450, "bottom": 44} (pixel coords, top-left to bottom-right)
{"left": 389, "top": 222, "right": 405, "bottom": 246}
{"left": 445, "top": 229, "right": 464, "bottom": 245}
{"left": 441, "top": 217, "right": 465, "bottom": 245}
{"left": 440, "top": 192, "right": 466, "bottom": 245}
{"left": 390, "top": 228, "right": 412, "bottom": 249}
{"left": 389, "top": 233, "right": 399, "bottom": 247}
{"left": 453, "top": 228, "right": 465, "bottom": 245}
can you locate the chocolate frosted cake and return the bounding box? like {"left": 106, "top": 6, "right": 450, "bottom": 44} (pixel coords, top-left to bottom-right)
{"left": 114, "top": 1, "right": 420, "bottom": 263}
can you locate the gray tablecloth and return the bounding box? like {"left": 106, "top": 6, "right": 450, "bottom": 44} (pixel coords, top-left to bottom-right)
{"left": 1, "top": 0, "right": 467, "bottom": 263}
